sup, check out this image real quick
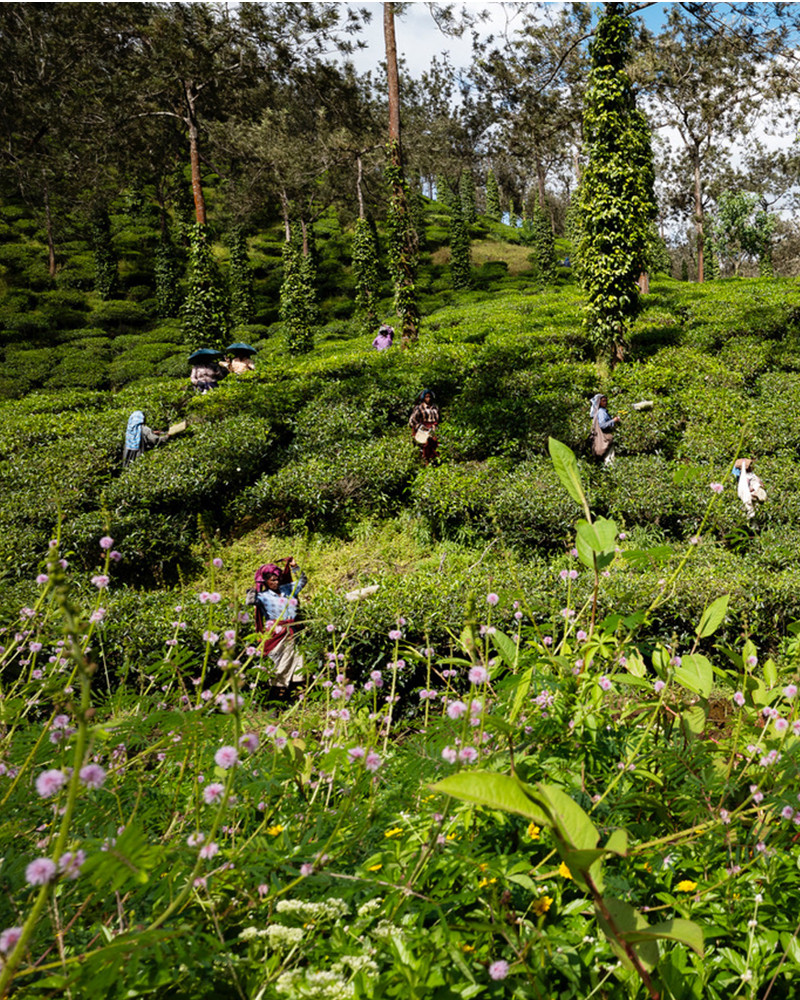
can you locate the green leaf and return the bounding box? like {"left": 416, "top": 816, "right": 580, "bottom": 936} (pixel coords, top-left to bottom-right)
{"left": 604, "top": 829, "right": 628, "bottom": 856}
{"left": 576, "top": 517, "right": 618, "bottom": 554}
{"left": 623, "top": 650, "right": 646, "bottom": 677}
{"left": 509, "top": 667, "right": 532, "bottom": 724}
{"left": 674, "top": 654, "right": 713, "bottom": 698}
{"left": 696, "top": 595, "right": 729, "bottom": 638}
{"left": 429, "top": 771, "right": 549, "bottom": 825}
{"left": 681, "top": 704, "right": 707, "bottom": 740}
{"left": 491, "top": 630, "right": 519, "bottom": 673}
{"left": 764, "top": 658, "right": 778, "bottom": 689}
{"left": 548, "top": 437, "right": 590, "bottom": 519}
{"left": 625, "top": 918, "right": 704, "bottom": 958}
{"left": 596, "top": 897, "right": 659, "bottom": 971}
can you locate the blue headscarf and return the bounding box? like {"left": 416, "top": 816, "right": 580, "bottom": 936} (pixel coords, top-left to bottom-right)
{"left": 125, "top": 411, "right": 145, "bottom": 451}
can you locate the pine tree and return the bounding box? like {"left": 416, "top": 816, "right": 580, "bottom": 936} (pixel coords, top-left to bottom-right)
{"left": 227, "top": 228, "right": 254, "bottom": 326}
{"left": 528, "top": 206, "right": 557, "bottom": 282}
{"left": 450, "top": 210, "right": 472, "bottom": 289}
{"left": 352, "top": 217, "right": 380, "bottom": 337}
{"left": 155, "top": 232, "right": 181, "bottom": 318}
{"left": 575, "top": 3, "right": 656, "bottom": 363}
{"left": 459, "top": 170, "right": 476, "bottom": 223}
{"left": 181, "top": 222, "right": 229, "bottom": 346}
{"left": 485, "top": 169, "right": 501, "bottom": 221}
{"left": 90, "top": 205, "right": 118, "bottom": 300}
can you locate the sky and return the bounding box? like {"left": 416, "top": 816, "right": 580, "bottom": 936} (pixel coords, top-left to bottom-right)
{"left": 343, "top": 1, "right": 673, "bottom": 79}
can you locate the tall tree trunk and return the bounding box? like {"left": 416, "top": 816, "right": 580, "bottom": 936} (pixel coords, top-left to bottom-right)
{"left": 300, "top": 218, "right": 308, "bottom": 256}
{"left": 356, "top": 154, "right": 365, "bottom": 220}
{"left": 693, "top": 145, "right": 704, "bottom": 283}
{"left": 383, "top": 2, "right": 419, "bottom": 348}
{"left": 535, "top": 152, "right": 546, "bottom": 209}
{"left": 43, "top": 177, "right": 56, "bottom": 278}
{"left": 638, "top": 271, "right": 650, "bottom": 294}
{"left": 280, "top": 190, "right": 291, "bottom": 242}
{"left": 385, "top": 4, "right": 401, "bottom": 149}
{"left": 185, "top": 83, "right": 207, "bottom": 226}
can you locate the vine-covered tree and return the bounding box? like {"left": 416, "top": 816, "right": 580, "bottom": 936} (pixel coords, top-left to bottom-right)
{"left": 182, "top": 222, "right": 229, "bottom": 346}
{"left": 90, "top": 205, "right": 118, "bottom": 300}
{"left": 450, "top": 209, "right": 472, "bottom": 289}
{"left": 383, "top": 2, "right": 420, "bottom": 347}
{"left": 280, "top": 226, "right": 317, "bottom": 354}
{"left": 352, "top": 218, "right": 380, "bottom": 337}
{"left": 155, "top": 231, "right": 182, "bottom": 318}
{"left": 528, "top": 205, "right": 556, "bottom": 283}
{"left": 226, "top": 228, "right": 254, "bottom": 326}
{"left": 575, "top": 3, "right": 656, "bottom": 363}
{"left": 459, "top": 170, "right": 477, "bottom": 223}
{"left": 711, "top": 190, "right": 776, "bottom": 277}
{"left": 485, "top": 169, "right": 501, "bottom": 221}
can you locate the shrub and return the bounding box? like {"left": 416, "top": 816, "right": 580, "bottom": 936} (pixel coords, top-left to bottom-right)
{"left": 104, "top": 415, "right": 274, "bottom": 517}
{"left": 241, "top": 434, "right": 417, "bottom": 531}
{"left": 47, "top": 346, "right": 110, "bottom": 390}
{"left": 88, "top": 299, "right": 149, "bottom": 332}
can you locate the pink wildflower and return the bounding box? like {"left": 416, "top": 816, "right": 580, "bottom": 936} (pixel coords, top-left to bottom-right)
{"left": 214, "top": 746, "right": 239, "bottom": 769}
{"left": 487, "top": 592, "right": 499, "bottom": 606}
{"left": 365, "top": 751, "right": 382, "bottom": 772}
{"left": 733, "top": 691, "right": 745, "bottom": 707}
{"left": 90, "top": 574, "right": 109, "bottom": 589}
{"left": 79, "top": 764, "right": 106, "bottom": 789}
{"left": 35, "top": 769, "right": 66, "bottom": 798}
{"left": 203, "top": 782, "right": 225, "bottom": 804}
{"left": 99, "top": 536, "right": 114, "bottom": 550}
{"left": 25, "top": 857, "right": 57, "bottom": 886}
{"left": 58, "top": 850, "right": 86, "bottom": 880}
{"left": 458, "top": 746, "right": 478, "bottom": 763}
{"left": 468, "top": 665, "right": 488, "bottom": 685}
{"left": 239, "top": 733, "right": 259, "bottom": 753}
{"left": 441, "top": 746, "right": 458, "bottom": 764}
{"left": 489, "top": 960, "right": 509, "bottom": 980}
{"left": 199, "top": 842, "right": 219, "bottom": 859}
{"left": 447, "top": 700, "right": 467, "bottom": 719}
{"left": 0, "top": 927, "right": 22, "bottom": 954}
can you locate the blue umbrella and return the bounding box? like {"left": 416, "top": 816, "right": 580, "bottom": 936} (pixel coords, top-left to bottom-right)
{"left": 188, "top": 348, "right": 222, "bottom": 362}
{"left": 225, "top": 342, "right": 257, "bottom": 354}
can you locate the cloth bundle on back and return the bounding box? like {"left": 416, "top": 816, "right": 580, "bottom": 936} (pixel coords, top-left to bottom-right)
{"left": 122, "top": 411, "right": 167, "bottom": 466}
{"left": 733, "top": 458, "right": 766, "bottom": 519}
{"left": 247, "top": 558, "right": 307, "bottom": 687}
{"left": 589, "top": 393, "right": 618, "bottom": 465}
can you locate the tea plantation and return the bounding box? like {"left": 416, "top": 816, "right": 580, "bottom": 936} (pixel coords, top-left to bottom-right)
{"left": 3, "top": 196, "right": 800, "bottom": 998}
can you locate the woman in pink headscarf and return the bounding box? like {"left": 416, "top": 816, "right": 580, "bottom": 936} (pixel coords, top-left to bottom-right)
{"left": 247, "top": 558, "right": 307, "bottom": 686}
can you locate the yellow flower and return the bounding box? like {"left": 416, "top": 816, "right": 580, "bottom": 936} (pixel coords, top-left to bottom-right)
{"left": 675, "top": 879, "right": 697, "bottom": 892}
{"left": 266, "top": 824, "right": 284, "bottom": 836}
{"left": 446, "top": 832, "right": 458, "bottom": 841}
{"left": 478, "top": 863, "right": 489, "bottom": 872}
{"left": 367, "top": 863, "right": 382, "bottom": 871}
{"left": 462, "top": 944, "right": 475, "bottom": 953}
{"left": 527, "top": 822, "right": 540, "bottom": 840}
{"left": 384, "top": 827, "right": 403, "bottom": 838}
{"left": 558, "top": 861, "right": 573, "bottom": 880}
{"left": 478, "top": 877, "right": 497, "bottom": 888}
{"left": 532, "top": 895, "right": 553, "bottom": 916}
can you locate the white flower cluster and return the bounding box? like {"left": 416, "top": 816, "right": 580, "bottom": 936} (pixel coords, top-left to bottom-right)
{"left": 266, "top": 924, "right": 305, "bottom": 949}
{"left": 275, "top": 897, "right": 349, "bottom": 922}
{"left": 356, "top": 897, "right": 384, "bottom": 919}
{"left": 275, "top": 968, "right": 354, "bottom": 998}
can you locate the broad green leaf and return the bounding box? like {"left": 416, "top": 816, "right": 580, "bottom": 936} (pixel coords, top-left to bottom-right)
{"left": 764, "top": 658, "right": 778, "bottom": 689}
{"left": 623, "top": 650, "right": 646, "bottom": 678}
{"left": 604, "top": 829, "right": 628, "bottom": 856}
{"left": 696, "top": 595, "right": 729, "bottom": 638}
{"left": 534, "top": 783, "right": 599, "bottom": 852}
{"left": 491, "top": 630, "right": 519, "bottom": 672}
{"left": 577, "top": 517, "right": 617, "bottom": 554}
{"left": 548, "top": 437, "right": 591, "bottom": 519}
{"left": 509, "top": 667, "right": 532, "bottom": 724}
{"left": 429, "top": 771, "right": 549, "bottom": 825}
{"left": 577, "top": 530, "right": 615, "bottom": 571}
{"left": 625, "top": 918, "right": 704, "bottom": 958}
{"left": 674, "top": 654, "right": 713, "bottom": 698}
{"left": 652, "top": 645, "right": 671, "bottom": 675}
{"left": 681, "top": 705, "right": 707, "bottom": 740}
{"left": 596, "top": 897, "right": 659, "bottom": 971}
